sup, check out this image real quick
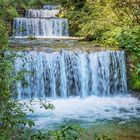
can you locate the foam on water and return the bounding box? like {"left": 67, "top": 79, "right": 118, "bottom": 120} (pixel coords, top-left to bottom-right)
{"left": 25, "top": 96, "right": 140, "bottom": 129}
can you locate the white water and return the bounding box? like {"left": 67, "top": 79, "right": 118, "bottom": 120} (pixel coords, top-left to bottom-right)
{"left": 14, "top": 50, "right": 128, "bottom": 99}
{"left": 13, "top": 18, "right": 69, "bottom": 37}
{"left": 13, "top": 5, "right": 69, "bottom": 38}
{"left": 14, "top": 49, "right": 140, "bottom": 129}
{"left": 26, "top": 9, "right": 60, "bottom": 18}
{"left": 25, "top": 96, "right": 140, "bottom": 129}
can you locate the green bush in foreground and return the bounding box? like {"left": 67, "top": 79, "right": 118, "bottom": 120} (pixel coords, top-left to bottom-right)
{"left": 12, "top": 125, "right": 112, "bottom": 140}
{"left": 0, "top": 123, "right": 113, "bottom": 140}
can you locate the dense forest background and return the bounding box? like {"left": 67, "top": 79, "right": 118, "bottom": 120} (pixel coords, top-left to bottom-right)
{"left": 0, "top": 0, "right": 140, "bottom": 140}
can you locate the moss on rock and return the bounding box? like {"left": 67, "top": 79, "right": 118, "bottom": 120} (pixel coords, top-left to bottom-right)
{"left": 127, "top": 52, "right": 140, "bottom": 92}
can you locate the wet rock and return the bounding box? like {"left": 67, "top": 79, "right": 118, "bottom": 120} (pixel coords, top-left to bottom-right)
{"left": 94, "top": 45, "right": 101, "bottom": 47}
{"left": 44, "top": 48, "right": 54, "bottom": 53}
{"left": 129, "top": 90, "right": 140, "bottom": 99}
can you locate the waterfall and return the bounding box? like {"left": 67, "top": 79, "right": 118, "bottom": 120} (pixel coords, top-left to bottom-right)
{"left": 14, "top": 50, "right": 128, "bottom": 100}
{"left": 26, "top": 9, "right": 60, "bottom": 18}
{"left": 13, "top": 18, "right": 69, "bottom": 37}
{"left": 12, "top": 5, "right": 69, "bottom": 38}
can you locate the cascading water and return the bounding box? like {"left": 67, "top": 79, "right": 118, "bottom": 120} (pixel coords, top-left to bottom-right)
{"left": 13, "top": 18, "right": 69, "bottom": 37}
{"left": 14, "top": 50, "right": 140, "bottom": 130}
{"left": 12, "top": 5, "right": 140, "bottom": 132}
{"left": 26, "top": 9, "right": 60, "bottom": 18}
{"left": 15, "top": 50, "right": 128, "bottom": 100}
{"left": 12, "top": 5, "right": 69, "bottom": 38}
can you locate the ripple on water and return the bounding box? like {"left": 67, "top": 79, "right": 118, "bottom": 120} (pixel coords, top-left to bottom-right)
{"left": 23, "top": 95, "right": 140, "bottom": 129}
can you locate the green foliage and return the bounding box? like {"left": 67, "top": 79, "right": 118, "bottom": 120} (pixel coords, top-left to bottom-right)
{"left": 117, "top": 26, "right": 140, "bottom": 52}
{"left": 111, "top": 0, "right": 140, "bottom": 25}
{"left": 0, "top": 22, "right": 8, "bottom": 49}
{"left": 0, "top": 51, "right": 35, "bottom": 140}
{"left": 116, "top": 27, "right": 140, "bottom": 91}
{"left": 130, "top": 72, "right": 140, "bottom": 91}
{"left": 23, "top": 124, "right": 113, "bottom": 140}
{"left": 101, "top": 27, "right": 122, "bottom": 47}
{"left": 128, "top": 53, "right": 140, "bottom": 91}
{"left": 49, "top": 125, "right": 86, "bottom": 140}
{"left": 94, "top": 134, "right": 112, "bottom": 140}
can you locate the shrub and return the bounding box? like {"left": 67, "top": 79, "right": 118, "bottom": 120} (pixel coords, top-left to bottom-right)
{"left": 0, "top": 22, "right": 8, "bottom": 49}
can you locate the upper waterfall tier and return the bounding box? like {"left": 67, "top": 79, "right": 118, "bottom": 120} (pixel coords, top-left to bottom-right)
{"left": 26, "top": 9, "right": 60, "bottom": 18}
{"left": 14, "top": 50, "right": 128, "bottom": 99}
{"left": 12, "top": 5, "right": 69, "bottom": 38}
{"left": 13, "top": 18, "right": 69, "bottom": 37}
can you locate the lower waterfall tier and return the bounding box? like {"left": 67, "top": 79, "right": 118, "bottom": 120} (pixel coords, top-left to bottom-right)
{"left": 13, "top": 18, "right": 69, "bottom": 37}
{"left": 14, "top": 50, "right": 128, "bottom": 99}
